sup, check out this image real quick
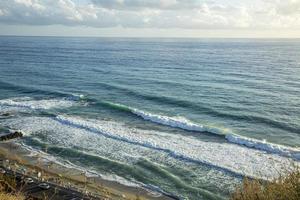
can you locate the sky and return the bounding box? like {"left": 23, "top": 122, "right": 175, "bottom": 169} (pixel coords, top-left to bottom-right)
{"left": 0, "top": 0, "right": 300, "bottom": 38}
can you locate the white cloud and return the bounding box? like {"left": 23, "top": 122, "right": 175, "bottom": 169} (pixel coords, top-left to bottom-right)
{"left": 0, "top": 0, "right": 300, "bottom": 29}
{"left": 14, "top": 0, "right": 46, "bottom": 11}
{"left": 273, "top": 0, "right": 300, "bottom": 15}
{"left": 90, "top": 0, "right": 204, "bottom": 10}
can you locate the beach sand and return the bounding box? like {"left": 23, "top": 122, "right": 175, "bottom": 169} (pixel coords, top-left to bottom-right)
{"left": 0, "top": 140, "right": 176, "bottom": 200}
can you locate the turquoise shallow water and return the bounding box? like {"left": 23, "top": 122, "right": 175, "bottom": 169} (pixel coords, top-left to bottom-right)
{"left": 0, "top": 36, "right": 300, "bottom": 199}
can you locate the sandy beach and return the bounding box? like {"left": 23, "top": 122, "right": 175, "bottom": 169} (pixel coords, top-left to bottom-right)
{"left": 0, "top": 139, "right": 177, "bottom": 200}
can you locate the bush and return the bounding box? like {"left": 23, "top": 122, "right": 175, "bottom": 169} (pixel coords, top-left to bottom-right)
{"left": 231, "top": 168, "right": 300, "bottom": 200}
{"left": 0, "top": 174, "right": 24, "bottom": 200}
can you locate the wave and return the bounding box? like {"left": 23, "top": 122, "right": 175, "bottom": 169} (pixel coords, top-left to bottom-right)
{"left": 54, "top": 115, "right": 240, "bottom": 177}
{"left": 102, "top": 102, "right": 300, "bottom": 160}
{"left": 13, "top": 124, "right": 214, "bottom": 199}
{"left": 55, "top": 115, "right": 164, "bottom": 150}
{"left": 100, "top": 89, "right": 300, "bottom": 134}
{"left": 18, "top": 141, "right": 143, "bottom": 188}
{"left": 51, "top": 115, "right": 298, "bottom": 180}
{"left": 225, "top": 135, "right": 300, "bottom": 160}
{"left": 0, "top": 80, "right": 71, "bottom": 98}
{"left": 5, "top": 115, "right": 298, "bottom": 182}
{"left": 0, "top": 96, "right": 79, "bottom": 110}
{"left": 94, "top": 81, "right": 300, "bottom": 134}
{"left": 19, "top": 140, "right": 182, "bottom": 199}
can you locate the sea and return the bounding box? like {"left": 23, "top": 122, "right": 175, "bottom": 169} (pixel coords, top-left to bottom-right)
{"left": 0, "top": 36, "right": 299, "bottom": 200}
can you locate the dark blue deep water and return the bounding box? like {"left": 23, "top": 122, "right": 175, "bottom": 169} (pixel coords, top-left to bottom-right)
{"left": 0, "top": 36, "right": 300, "bottom": 199}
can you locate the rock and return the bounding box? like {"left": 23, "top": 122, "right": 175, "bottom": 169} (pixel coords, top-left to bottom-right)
{"left": 0, "top": 130, "right": 23, "bottom": 141}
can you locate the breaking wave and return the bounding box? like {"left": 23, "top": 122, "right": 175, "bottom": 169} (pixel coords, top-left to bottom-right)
{"left": 102, "top": 102, "right": 300, "bottom": 160}
{"left": 51, "top": 115, "right": 296, "bottom": 179}
{"left": 0, "top": 96, "right": 79, "bottom": 110}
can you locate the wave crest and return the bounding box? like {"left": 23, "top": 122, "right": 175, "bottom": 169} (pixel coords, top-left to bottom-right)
{"left": 103, "top": 102, "right": 300, "bottom": 160}
{"left": 0, "top": 96, "right": 78, "bottom": 110}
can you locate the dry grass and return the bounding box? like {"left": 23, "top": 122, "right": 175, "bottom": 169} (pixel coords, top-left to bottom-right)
{"left": 0, "top": 174, "right": 24, "bottom": 200}
{"left": 0, "top": 193, "right": 24, "bottom": 200}
{"left": 231, "top": 168, "right": 300, "bottom": 200}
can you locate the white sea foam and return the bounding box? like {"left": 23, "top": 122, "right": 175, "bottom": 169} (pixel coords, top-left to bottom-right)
{"left": 225, "top": 134, "right": 300, "bottom": 160}
{"left": 131, "top": 108, "right": 226, "bottom": 135}
{"left": 35, "top": 116, "right": 300, "bottom": 178}
{"left": 0, "top": 96, "right": 76, "bottom": 110}
{"left": 4, "top": 115, "right": 299, "bottom": 180}
{"left": 125, "top": 105, "right": 300, "bottom": 160}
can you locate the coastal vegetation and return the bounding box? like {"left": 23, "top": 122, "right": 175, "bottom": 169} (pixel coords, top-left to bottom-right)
{"left": 231, "top": 168, "right": 300, "bottom": 200}
{"left": 1, "top": 166, "right": 298, "bottom": 200}
{"left": 0, "top": 173, "right": 24, "bottom": 200}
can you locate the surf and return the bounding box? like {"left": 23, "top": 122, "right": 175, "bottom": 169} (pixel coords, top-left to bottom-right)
{"left": 0, "top": 96, "right": 82, "bottom": 111}
{"left": 101, "top": 102, "right": 300, "bottom": 160}
{"left": 51, "top": 115, "right": 295, "bottom": 179}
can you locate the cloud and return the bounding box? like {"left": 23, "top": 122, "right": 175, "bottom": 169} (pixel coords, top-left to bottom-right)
{"left": 90, "top": 0, "right": 204, "bottom": 10}
{"left": 273, "top": 0, "right": 300, "bottom": 15}
{"left": 0, "top": 0, "right": 300, "bottom": 29}
{"left": 14, "top": 0, "right": 46, "bottom": 11}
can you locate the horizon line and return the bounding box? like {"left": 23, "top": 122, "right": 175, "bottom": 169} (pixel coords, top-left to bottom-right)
{"left": 0, "top": 34, "right": 299, "bottom": 40}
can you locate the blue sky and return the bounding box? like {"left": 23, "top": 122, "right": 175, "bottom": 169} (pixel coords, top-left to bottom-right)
{"left": 0, "top": 0, "right": 300, "bottom": 37}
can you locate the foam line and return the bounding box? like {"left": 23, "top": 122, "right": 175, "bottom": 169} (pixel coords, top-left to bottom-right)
{"left": 104, "top": 102, "right": 300, "bottom": 160}
{"left": 225, "top": 134, "right": 300, "bottom": 160}
{"left": 54, "top": 115, "right": 245, "bottom": 177}
{"left": 0, "top": 96, "right": 77, "bottom": 110}
{"left": 5, "top": 116, "right": 298, "bottom": 180}
{"left": 54, "top": 115, "right": 298, "bottom": 179}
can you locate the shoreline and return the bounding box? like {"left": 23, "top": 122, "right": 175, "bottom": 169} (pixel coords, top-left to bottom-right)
{"left": 0, "top": 140, "right": 177, "bottom": 200}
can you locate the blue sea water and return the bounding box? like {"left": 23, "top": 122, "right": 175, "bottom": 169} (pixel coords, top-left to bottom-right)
{"left": 0, "top": 36, "right": 300, "bottom": 199}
